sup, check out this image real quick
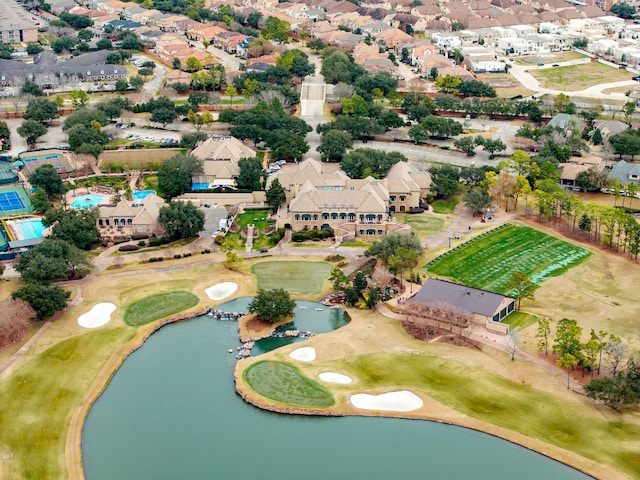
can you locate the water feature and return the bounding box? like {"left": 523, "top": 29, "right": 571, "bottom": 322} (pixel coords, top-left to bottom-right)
{"left": 82, "top": 301, "right": 593, "bottom": 480}
{"left": 132, "top": 190, "right": 156, "bottom": 200}
{"left": 71, "top": 194, "right": 105, "bottom": 209}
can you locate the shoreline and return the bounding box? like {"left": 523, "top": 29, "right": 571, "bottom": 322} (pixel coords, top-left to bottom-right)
{"left": 68, "top": 303, "right": 625, "bottom": 480}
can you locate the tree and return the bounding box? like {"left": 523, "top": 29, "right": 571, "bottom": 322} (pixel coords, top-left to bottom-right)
{"left": 454, "top": 136, "right": 477, "bottom": 156}
{"left": 77, "top": 29, "right": 93, "bottom": 42}
{"left": 340, "top": 149, "right": 406, "bottom": 179}
{"left": 17, "top": 120, "right": 47, "bottom": 147}
{"left": 114, "top": 79, "right": 129, "bottom": 92}
{"left": 506, "top": 271, "right": 535, "bottom": 310}
{"left": 247, "top": 11, "right": 263, "bottom": 28}
{"left": 506, "top": 329, "right": 519, "bottom": 361}
{"left": 353, "top": 272, "right": 368, "bottom": 293}
{"left": 31, "top": 187, "right": 52, "bottom": 213}
{"left": 482, "top": 138, "right": 506, "bottom": 159}
{"left": 51, "top": 36, "right": 77, "bottom": 54}
{"left": 158, "top": 201, "right": 205, "bottom": 239}
{"left": 459, "top": 80, "right": 496, "bottom": 98}
{"left": 29, "top": 165, "right": 65, "bottom": 197}
{"left": 17, "top": 238, "right": 91, "bottom": 284}
{"left": 536, "top": 318, "right": 551, "bottom": 355}
{"left": 329, "top": 267, "right": 349, "bottom": 291}
{"left": 610, "top": 2, "right": 636, "bottom": 18}
{"left": 387, "top": 246, "right": 418, "bottom": 290}
{"left": 365, "top": 232, "right": 423, "bottom": 264}
{"left": 553, "top": 318, "right": 583, "bottom": 361}
{"left": 591, "top": 128, "right": 603, "bottom": 145}
{"left": 266, "top": 178, "right": 286, "bottom": 210}
{"left": 157, "top": 154, "right": 203, "bottom": 199}
{"left": 237, "top": 157, "right": 266, "bottom": 190}
{"left": 67, "top": 124, "right": 109, "bottom": 153}
{"left": 435, "top": 74, "right": 462, "bottom": 94}
{"left": 129, "top": 75, "right": 145, "bottom": 92}
{"left": 44, "top": 208, "right": 99, "bottom": 250}
{"left": 26, "top": 43, "right": 43, "bottom": 55}
{"left": 180, "top": 131, "right": 208, "bottom": 150}
{"left": 308, "top": 38, "right": 326, "bottom": 53}
{"left": 69, "top": 90, "right": 89, "bottom": 108}
{"left": 317, "top": 130, "right": 353, "bottom": 161}
{"left": 410, "top": 116, "right": 463, "bottom": 140}
{"left": 97, "top": 38, "right": 112, "bottom": 50}
{"left": 23, "top": 98, "right": 59, "bottom": 124}
{"left": 623, "top": 101, "right": 636, "bottom": 125}
{"left": 262, "top": 16, "right": 290, "bottom": 43}
{"left": 248, "top": 288, "right": 296, "bottom": 323}
{"left": 224, "top": 84, "right": 238, "bottom": 106}
{"left": 150, "top": 108, "right": 178, "bottom": 127}
{"left": 173, "top": 57, "right": 182, "bottom": 70}
{"left": 463, "top": 188, "right": 491, "bottom": 215}
{"left": 186, "top": 56, "right": 204, "bottom": 72}
{"left": 557, "top": 353, "right": 578, "bottom": 389}
{"left": 187, "top": 109, "right": 213, "bottom": 131}
{"left": 21, "top": 80, "right": 43, "bottom": 97}
{"left": 604, "top": 336, "right": 628, "bottom": 376}
{"left": 429, "top": 165, "right": 460, "bottom": 197}
{"left": 12, "top": 284, "right": 70, "bottom": 320}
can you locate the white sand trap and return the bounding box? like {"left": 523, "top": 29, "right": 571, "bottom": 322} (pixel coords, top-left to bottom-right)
{"left": 289, "top": 347, "right": 316, "bottom": 362}
{"left": 319, "top": 372, "right": 352, "bottom": 384}
{"left": 205, "top": 282, "right": 238, "bottom": 301}
{"left": 351, "top": 390, "right": 423, "bottom": 412}
{"left": 77, "top": 303, "right": 116, "bottom": 329}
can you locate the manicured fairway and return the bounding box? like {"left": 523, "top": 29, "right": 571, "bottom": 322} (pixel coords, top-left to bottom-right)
{"left": 395, "top": 213, "right": 446, "bottom": 239}
{"left": 426, "top": 224, "right": 590, "bottom": 294}
{"left": 244, "top": 361, "right": 334, "bottom": 407}
{"left": 251, "top": 261, "right": 332, "bottom": 295}
{"left": 123, "top": 291, "right": 199, "bottom": 326}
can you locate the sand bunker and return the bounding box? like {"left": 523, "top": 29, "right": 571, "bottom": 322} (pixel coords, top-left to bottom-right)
{"left": 77, "top": 303, "right": 117, "bottom": 329}
{"left": 351, "top": 391, "right": 423, "bottom": 412}
{"left": 319, "top": 372, "right": 352, "bottom": 384}
{"left": 289, "top": 347, "right": 316, "bottom": 362}
{"left": 205, "top": 282, "right": 238, "bottom": 301}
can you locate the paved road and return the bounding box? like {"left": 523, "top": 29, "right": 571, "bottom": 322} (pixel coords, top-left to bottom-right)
{"left": 299, "top": 73, "right": 328, "bottom": 161}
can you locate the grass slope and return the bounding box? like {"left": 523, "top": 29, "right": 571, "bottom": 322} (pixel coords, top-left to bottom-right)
{"left": 252, "top": 261, "right": 332, "bottom": 295}
{"left": 340, "top": 351, "right": 639, "bottom": 478}
{"left": 244, "top": 360, "right": 334, "bottom": 407}
{"left": 395, "top": 213, "right": 446, "bottom": 239}
{"left": 427, "top": 224, "right": 590, "bottom": 294}
{"left": 0, "top": 328, "right": 134, "bottom": 479}
{"left": 124, "top": 291, "right": 200, "bottom": 326}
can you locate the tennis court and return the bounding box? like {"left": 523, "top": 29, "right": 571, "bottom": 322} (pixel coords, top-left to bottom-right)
{"left": 19, "top": 149, "right": 74, "bottom": 176}
{"left": 0, "top": 161, "right": 18, "bottom": 185}
{"left": 0, "top": 186, "right": 33, "bottom": 215}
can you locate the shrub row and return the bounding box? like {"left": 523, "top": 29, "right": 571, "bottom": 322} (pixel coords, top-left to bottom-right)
{"left": 148, "top": 257, "right": 164, "bottom": 262}
{"left": 291, "top": 227, "right": 334, "bottom": 242}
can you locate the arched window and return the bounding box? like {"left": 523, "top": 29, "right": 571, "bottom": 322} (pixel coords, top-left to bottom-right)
{"left": 114, "top": 219, "right": 119, "bottom": 226}
{"left": 367, "top": 229, "right": 375, "bottom": 235}
{"left": 348, "top": 213, "right": 356, "bottom": 222}
{"left": 377, "top": 214, "right": 383, "bottom": 221}
{"left": 390, "top": 195, "right": 396, "bottom": 201}
{"left": 339, "top": 213, "right": 346, "bottom": 220}
{"left": 322, "top": 213, "right": 329, "bottom": 220}
{"left": 359, "top": 214, "right": 364, "bottom": 221}
{"left": 127, "top": 219, "right": 133, "bottom": 225}
{"left": 295, "top": 214, "right": 300, "bottom": 221}
{"left": 332, "top": 213, "right": 338, "bottom": 220}
{"left": 399, "top": 206, "right": 405, "bottom": 212}
{"left": 378, "top": 230, "right": 383, "bottom": 235}
{"left": 359, "top": 229, "right": 364, "bottom": 235}
{"left": 302, "top": 214, "right": 312, "bottom": 221}
{"left": 313, "top": 214, "right": 318, "bottom": 220}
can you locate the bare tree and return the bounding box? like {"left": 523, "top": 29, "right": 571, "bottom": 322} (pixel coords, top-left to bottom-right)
{"left": 333, "top": 82, "right": 355, "bottom": 100}
{"left": 0, "top": 299, "right": 35, "bottom": 349}
{"left": 506, "top": 329, "right": 518, "bottom": 361}
{"left": 604, "top": 338, "right": 628, "bottom": 376}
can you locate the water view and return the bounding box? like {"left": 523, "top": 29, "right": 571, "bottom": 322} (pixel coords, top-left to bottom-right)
{"left": 82, "top": 301, "right": 593, "bottom": 480}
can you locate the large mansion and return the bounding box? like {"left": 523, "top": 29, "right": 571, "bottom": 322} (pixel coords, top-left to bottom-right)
{"left": 269, "top": 159, "right": 431, "bottom": 240}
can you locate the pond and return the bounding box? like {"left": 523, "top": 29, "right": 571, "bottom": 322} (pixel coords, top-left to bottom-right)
{"left": 82, "top": 301, "right": 593, "bottom": 480}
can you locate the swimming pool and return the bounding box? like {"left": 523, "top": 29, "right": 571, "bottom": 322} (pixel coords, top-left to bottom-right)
{"left": 191, "top": 183, "right": 209, "bottom": 190}
{"left": 72, "top": 194, "right": 105, "bottom": 209}
{"left": 132, "top": 190, "right": 156, "bottom": 200}
{"left": 15, "top": 219, "right": 45, "bottom": 240}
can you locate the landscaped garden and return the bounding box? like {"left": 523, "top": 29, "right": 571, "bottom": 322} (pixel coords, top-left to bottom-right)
{"left": 123, "top": 291, "right": 200, "bottom": 326}
{"left": 426, "top": 224, "right": 590, "bottom": 294}
{"left": 225, "top": 209, "right": 280, "bottom": 251}
{"left": 251, "top": 261, "right": 332, "bottom": 295}
{"left": 244, "top": 360, "right": 335, "bottom": 407}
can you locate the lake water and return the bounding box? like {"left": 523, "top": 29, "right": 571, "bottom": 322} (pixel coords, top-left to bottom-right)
{"left": 82, "top": 301, "right": 593, "bottom": 480}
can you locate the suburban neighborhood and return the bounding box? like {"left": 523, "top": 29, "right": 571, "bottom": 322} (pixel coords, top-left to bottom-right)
{"left": 0, "top": 0, "right": 639, "bottom": 478}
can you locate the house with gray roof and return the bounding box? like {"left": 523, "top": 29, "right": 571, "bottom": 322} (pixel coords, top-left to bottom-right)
{"left": 547, "top": 113, "right": 586, "bottom": 133}
{"left": 408, "top": 278, "right": 515, "bottom": 324}
{"left": 609, "top": 160, "right": 640, "bottom": 185}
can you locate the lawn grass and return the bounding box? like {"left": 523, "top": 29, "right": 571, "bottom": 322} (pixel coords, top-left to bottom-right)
{"left": 226, "top": 209, "right": 277, "bottom": 251}
{"left": 142, "top": 174, "right": 158, "bottom": 191}
{"left": 251, "top": 261, "right": 332, "bottom": 295}
{"left": 395, "top": 212, "right": 446, "bottom": 239}
{"left": 123, "top": 291, "right": 200, "bottom": 326}
{"left": 431, "top": 196, "right": 459, "bottom": 214}
{"left": 244, "top": 360, "right": 334, "bottom": 407}
{"left": 0, "top": 328, "right": 134, "bottom": 479}
{"left": 514, "top": 51, "right": 587, "bottom": 66}
{"left": 475, "top": 73, "right": 535, "bottom": 99}
{"left": 503, "top": 311, "right": 538, "bottom": 330}
{"left": 338, "top": 351, "right": 640, "bottom": 478}
{"left": 340, "top": 240, "right": 372, "bottom": 247}
{"left": 427, "top": 224, "right": 590, "bottom": 294}
{"left": 530, "top": 63, "right": 634, "bottom": 91}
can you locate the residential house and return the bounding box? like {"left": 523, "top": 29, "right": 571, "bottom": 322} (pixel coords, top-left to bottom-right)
{"left": 591, "top": 119, "right": 629, "bottom": 141}
{"left": 191, "top": 136, "right": 257, "bottom": 188}
{"left": 374, "top": 28, "right": 413, "bottom": 48}
{"left": 164, "top": 69, "right": 192, "bottom": 86}
{"left": 407, "top": 278, "right": 516, "bottom": 325}
{"left": 547, "top": 113, "right": 586, "bottom": 133}
{"left": 97, "top": 193, "right": 166, "bottom": 238}
{"left": 609, "top": 160, "right": 640, "bottom": 185}
{"left": 96, "top": 0, "right": 138, "bottom": 15}
{"left": 560, "top": 156, "right": 605, "bottom": 188}
{"left": 385, "top": 161, "right": 431, "bottom": 213}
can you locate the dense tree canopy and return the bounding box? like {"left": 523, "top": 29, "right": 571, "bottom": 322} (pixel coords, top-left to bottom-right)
{"left": 12, "top": 284, "right": 70, "bottom": 320}
{"left": 248, "top": 288, "right": 296, "bottom": 323}
{"left": 320, "top": 48, "right": 365, "bottom": 85}
{"left": 23, "top": 98, "right": 59, "bottom": 124}
{"left": 157, "top": 154, "right": 203, "bottom": 199}
{"left": 158, "top": 201, "right": 205, "bottom": 239}
{"left": 341, "top": 148, "right": 406, "bottom": 179}
{"left": 317, "top": 130, "right": 353, "bottom": 161}
{"left": 409, "top": 116, "right": 463, "bottom": 141}
{"left": 29, "top": 165, "right": 65, "bottom": 197}
{"left": 16, "top": 238, "right": 91, "bottom": 284}
{"left": 266, "top": 178, "right": 286, "bottom": 210}
{"left": 458, "top": 80, "right": 497, "bottom": 98}
{"left": 17, "top": 120, "right": 47, "bottom": 147}
{"left": 429, "top": 165, "right": 461, "bottom": 197}
{"left": 365, "top": 232, "right": 424, "bottom": 264}
{"left": 43, "top": 207, "right": 100, "bottom": 250}
{"left": 237, "top": 157, "right": 266, "bottom": 190}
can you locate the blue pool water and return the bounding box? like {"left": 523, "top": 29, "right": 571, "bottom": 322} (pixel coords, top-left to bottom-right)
{"left": 72, "top": 194, "right": 105, "bottom": 209}
{"left": 132, "top": 190, "right": 156, "bottom": 200}
{"left": 191, "top": 182, "right": 209, "bottom": 190}
{"left": 16, "top": 219, "right": 45, "bottom": 240}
